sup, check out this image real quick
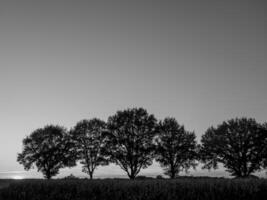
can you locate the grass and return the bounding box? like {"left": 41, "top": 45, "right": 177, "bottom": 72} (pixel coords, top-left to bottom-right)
{"left": 0, "top": 178, "right": 267, "bottom": 200}
{"left": 0, "top": 179, "right": 17, "bottom": 189}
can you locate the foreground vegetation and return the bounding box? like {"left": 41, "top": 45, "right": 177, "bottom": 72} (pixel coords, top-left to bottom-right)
{"left": 0, "top": 180, "right": 16, "bottom": 190}
{"left": 1, "top": 178, "right": 267, "bottom": 200}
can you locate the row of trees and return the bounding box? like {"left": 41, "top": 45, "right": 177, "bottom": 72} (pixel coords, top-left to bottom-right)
{"left": 17, "top": 108, "right": 267, "bottom": 179}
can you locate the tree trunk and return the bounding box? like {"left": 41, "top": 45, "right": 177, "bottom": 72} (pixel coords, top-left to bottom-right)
{"left": 170, "top": 172, "right": 175, "bottom": 179}
{"left": 45, "top": 170, "right": 51, "bottom": 180}
{"left": 89, "top": 172, "right": 93, "bottom": 179}
{"left": 170, "top": 165, "right": 176, "bottom": 179}
{"left": 129, "top": 171, "right": 136, "bottom": 180}
{"left": 87, "top": 163, "right": 94, "bottom": 179}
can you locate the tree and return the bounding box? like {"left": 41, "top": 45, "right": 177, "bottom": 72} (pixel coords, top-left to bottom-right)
{"left": 105, "top": 108, "right": 157, "bottom": 179}
{"left": 263, "top": 122, "right": 267, "bottom": 168}
{"left": 200, "top": 118, "right": 267, "bottom": 178}
{"left": 154, "top": 118, "right": 198, "bottom": 178}
{"left": 17, "top": 125, "right": 76, "bottom": 179}
{"left": 70, "top": 118, "right": 108, "bottom": 179}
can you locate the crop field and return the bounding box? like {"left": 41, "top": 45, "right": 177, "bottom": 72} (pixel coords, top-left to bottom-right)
{"left": 0, "top": 178, "right": 267, "bottom": 200}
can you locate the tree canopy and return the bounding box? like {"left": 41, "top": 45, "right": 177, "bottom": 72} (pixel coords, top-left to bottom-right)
{"left": 17, "top": 125, "right": 76, "bottom": 179}
{"left": 200, "top": 118, "right": 267, "bottom": 178}
{"left": 16, "top": 110, "right": 267, "bottom": 179}
{"left": 70, "top": 118, "right": 108, "bottom": 179}
{"left": 105, "top": 108, "right": 157, "bottom": 179}
{"left": 154, "top": 118, "right": 198, "bottom": 178}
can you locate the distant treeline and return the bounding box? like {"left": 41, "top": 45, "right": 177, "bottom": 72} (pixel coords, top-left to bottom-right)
{"left": 17, "top": 107, "right": 267, "bottom": 179}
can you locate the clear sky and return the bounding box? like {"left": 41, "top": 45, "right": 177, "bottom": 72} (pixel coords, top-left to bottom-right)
{"left": 0, "top": 0, "right": 266, "bottom": 179}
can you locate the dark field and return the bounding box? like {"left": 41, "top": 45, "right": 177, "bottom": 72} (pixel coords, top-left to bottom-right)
{"left": 0, "top": 178, "right": 267, "bottom": 200}
{"left": 0, "top": 180, "right": 17, "bottom": 190}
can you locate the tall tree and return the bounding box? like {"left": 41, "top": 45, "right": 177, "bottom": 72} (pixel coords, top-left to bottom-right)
{"left": 200, "top": 118, "right": 267, "bottom": 178}
{"left": 105, "top": 108, "right": 157, "bottom": 179}
{"left": 70, "top": 118, "right": 108, "bottom": 179}
{"left": 17, "top": 125, "right": 76, "bottom": 179}
{"left": 154, "top": 118, "right": 198, "bottom": 178}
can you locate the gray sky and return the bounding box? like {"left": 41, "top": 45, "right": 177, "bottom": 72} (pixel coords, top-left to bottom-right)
{"left": 0, "top": 0, "right": 266, "bottom": 179}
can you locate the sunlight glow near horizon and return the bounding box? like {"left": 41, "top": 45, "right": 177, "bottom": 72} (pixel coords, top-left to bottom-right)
{"left": 12, "top": 176, "right": 24, "bottom": 180}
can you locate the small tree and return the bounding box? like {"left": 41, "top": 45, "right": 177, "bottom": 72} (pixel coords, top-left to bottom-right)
{"left": 154, "top": 118, "right": 198, "bottom": 178}
{"left": 17, "top": 125, "right": 76, "bottom": 179}
{"left": 105, "top": 108, "right": 157, "bottom": 179}
{"left": 70, "top": 118, "right": 108, "bottom": 179}
{"left": 200, "top": 118, "right": 267, "bottom": 178}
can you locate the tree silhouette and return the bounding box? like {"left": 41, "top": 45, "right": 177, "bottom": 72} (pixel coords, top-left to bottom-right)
{"left": 70, "top": 118, "right": 108, "bottom": 179}
{"left": 105, "top": 108, "right": 157, "bottom": 179}
{"left": 154, "top": 118, "right": 198, "bottom": 178}
{"left": 200, "top": 118, "right": 267, "bottom": 178}
{"left": 17, "top": 125, "right": 76, "bottom": 179}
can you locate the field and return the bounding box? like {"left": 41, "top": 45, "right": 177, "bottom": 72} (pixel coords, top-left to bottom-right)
{"left": 0, "top": 178, "right": 267, "bottom": 200}
{"left": 0, "top": 180, "right": 16, "bottom": 190}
